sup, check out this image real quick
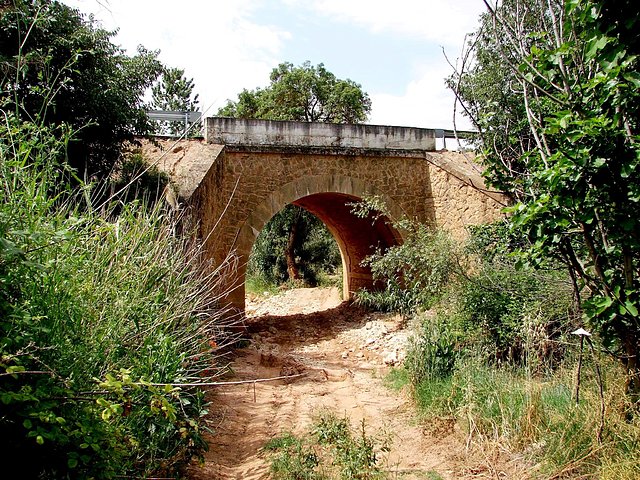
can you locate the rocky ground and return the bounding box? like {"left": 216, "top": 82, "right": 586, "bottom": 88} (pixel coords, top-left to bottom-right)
{"left": 188, "top": 287, "right": 526, "bottom": 479}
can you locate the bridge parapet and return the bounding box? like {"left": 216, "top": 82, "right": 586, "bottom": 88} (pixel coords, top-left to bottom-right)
{"left": 205, "top": 117, "right": 436, "bottom": 151}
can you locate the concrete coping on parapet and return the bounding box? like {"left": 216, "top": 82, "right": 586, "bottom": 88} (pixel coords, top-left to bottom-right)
{"left": 205, "top": 117, "right": 437, "bottom": 152}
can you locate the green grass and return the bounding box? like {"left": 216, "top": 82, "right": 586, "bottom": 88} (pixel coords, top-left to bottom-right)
{"left": 424, "top": 472, "right": 445, "bottom": 480}
{"left": 264, "top": 411, "right": 390, "bottom": 479}
{"left": 408, "top": 353, "right": 640, "bottom": 478}
{"left": 383, "top": 367, "right": 410, "bottom": 391}
{"left": 245, "top": 273, "right": 281, "bottom": 298}
{"left": 265, "top": 433, "right": 325, "bottom": 480}
{"left": 245, "top": 269, "right": 343, "bottom": 300}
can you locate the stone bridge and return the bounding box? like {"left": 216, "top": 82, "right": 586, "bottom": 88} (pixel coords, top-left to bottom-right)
{"left": 145, "top": 117, "right": 507, "bottom": 313}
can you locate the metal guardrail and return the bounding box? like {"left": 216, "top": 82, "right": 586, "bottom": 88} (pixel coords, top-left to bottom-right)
{"left": 147, "top": 110, "right": 202, "bottom": 123}
{"left": 434, "top": 129, "right": 477, "bottom": 149}
{"left": 434, "top": 128, "right": 476, "bottom": 139}
{"left": 146, "top": 110, "right": 202, "bottom": 136}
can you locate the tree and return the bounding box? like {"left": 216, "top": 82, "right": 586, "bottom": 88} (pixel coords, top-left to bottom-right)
{"left": 247, "top": 205, "right": 341, "bottom": 286}
{"left": 447, "top": 0, "right": 548, "bottom": 198}
{"left": 221, "top": 61, "right": 372, "bottom": 284}
{"left": 218, "top": 61, "right": 371, "bottom": 123}
{"left": 0, "top": 0, "right": 163, "bottom": 178}
{"left": 150, "top": 66, "right": 200, "bottom": 136}
{"left": 451, "top": 0, "right": 640, "bottom": 397}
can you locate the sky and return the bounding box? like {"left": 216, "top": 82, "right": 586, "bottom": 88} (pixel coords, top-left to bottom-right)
{"left": 62, "top": 0, "right": 487, "bottom": 130}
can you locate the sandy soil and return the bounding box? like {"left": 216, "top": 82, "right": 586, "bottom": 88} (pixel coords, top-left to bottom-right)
{"left": 188, "top": 287, "right": 526, "bottom": 479}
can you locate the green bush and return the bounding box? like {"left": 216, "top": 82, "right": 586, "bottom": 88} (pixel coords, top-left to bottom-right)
{"left": 264, "top": 411, "right": 388, "bottom": 480}
{"left": 406, "top": 313, "right": 464, "bottom": 385}
{"left": 0, "top": 117, "right": 224, "bottom": 478}
{"left": 459, "top": 263, "right": 573, "bottom": 365}
{"left": 264, "top": 433, "right": 324, "bottom": 480}
{"left": 355, "top": 225, "right": 458, "bottom": 316}
{"left": 397, "top": 220, "right": 639, "bottom": 477}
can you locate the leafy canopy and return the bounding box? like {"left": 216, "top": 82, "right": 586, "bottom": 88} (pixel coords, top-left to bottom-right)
{"left": 218, "top": 61, "right": 372, "bottom": 123}
{"left": 0, "top": 0, "right": 163, "bottom": 178}
{"left": 451, "top": 0, "right": 640, "bottom": 395}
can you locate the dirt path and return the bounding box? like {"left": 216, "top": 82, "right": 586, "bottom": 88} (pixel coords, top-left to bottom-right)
{"left": 189, "top": 288, "right": 522, "bottom": 479}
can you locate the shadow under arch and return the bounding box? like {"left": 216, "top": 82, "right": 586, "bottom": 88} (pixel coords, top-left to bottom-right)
{"left": 230, "top": 174, "right": 405, "bottom": 312}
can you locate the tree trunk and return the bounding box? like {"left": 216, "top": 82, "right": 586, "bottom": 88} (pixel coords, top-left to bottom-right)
{"left": 625, "top": 336, "right": 640, "bottom": 404}
{"left": 285, "top": 210, "right": 302, "bottom": 281}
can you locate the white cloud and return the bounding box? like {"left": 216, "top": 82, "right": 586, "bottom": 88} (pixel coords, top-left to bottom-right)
{"left": 63, "top": 0, "right": 290, "bottom": 112}
{"left": 279, "top": 0, "right": 486, "bottom": 130}
{"left": 62, "top": 0, "right": 482, "bottom": 129}
{"left": 289, "top": 0, "right": 484, "bottom": 50}
{"left": 369, "top": 61, "right": 472, "bottom": 131}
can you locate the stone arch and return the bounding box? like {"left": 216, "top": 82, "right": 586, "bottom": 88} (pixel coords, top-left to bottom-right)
{"left": 229, "top": 174, "right": 404, "bottom": 311}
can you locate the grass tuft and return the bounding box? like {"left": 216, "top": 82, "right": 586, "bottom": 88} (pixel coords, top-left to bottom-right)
{"left": 264, "top": 411, "right": 391, "bottom": 479}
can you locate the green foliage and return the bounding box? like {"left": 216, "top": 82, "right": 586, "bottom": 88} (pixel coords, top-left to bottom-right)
{"left": 151, "top": 66, "right": 201, "bottom": 136}
{"left": 382, "top": 367, "right": 409, "bottom": 392}
{"left": 265, "top": 412, "right": 388, "bottom": 480}
{"left": 407, "top": 350, "right": 640, "bottom": 477}
{"left": 398, "top": 221, "right": 573, "bottom": 397}
{"left": 0, "top": 0, "right": 163, "bottom": 178}
{"left": 248, "top": 205, "right": 341, "bottom": 287}
{"left": 355, "top": 224, "right": 458, "bottom": 316}
{"left": 0, "top": 2, "right": 217, "bottom": 476}
{"left": 314, "top": 413, "right": 386, "bottom": 480}
{"left": 406, "top": 313, "right": 463, "bottom": 384}
{"left": 245, "top": 273, "right": 281, "bottom": 299}
{"left": 453, "top": 359, "right": 640, "bottom": 478}
{"left": 460, "top": 263, "right": 573, "bottom": 365}
{"left": 0, "top": 116, "right": 223, "bottom": 478}
{"left": 266, "top": 433, "right": 324, "bottom": 480}
{"left": 397, "top": 225, "right": 638, "bottom": 477}
{"left": 447, "top": 0, "right": 548, "bottom": 195}
{"left": 218, "top": 61, "right": 371, "bottom": 123}
{"left": 451, "top": 0, "right": 640, "bottom": 395}
{"left": 109, "top": 151, "right": 170, "bottom": 207}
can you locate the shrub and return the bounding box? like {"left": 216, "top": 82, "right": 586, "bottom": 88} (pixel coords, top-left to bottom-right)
{"left": 0, "top": 116, "right": 225, "bottom": 478}
{"left": 264, "top": 411, "right": 389, "bottom": 480}
{"left": 356, "top": 225, "right": 458, "bottom": 316}
{"left": 398, "top": 219, "right": 639, "bottom": 477}
{"left": 264, "top": 433, "right": 323, "bottom": 480}
{"left": 405, "top": 313, "right": 464, "bottom": 385}
{"left": 459, "top": 263, "right": 573, "bottom": 366}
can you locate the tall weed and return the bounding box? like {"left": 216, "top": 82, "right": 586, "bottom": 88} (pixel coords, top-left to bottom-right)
{"left": 265, "top": 411, "right": 389, "bottom": 480}
{"left": 0, "top": 116, "right": 228, "bottom": 477}
{"left": 395, "top": 221, "right": 640, "bottom": 477}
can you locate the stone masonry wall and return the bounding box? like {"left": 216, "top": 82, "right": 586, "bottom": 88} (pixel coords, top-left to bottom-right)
{"left": 141, "top": 137, "right": 507, "bottom": 311}
{"left": 188, "top": 149, "right": 432, "bottom": 270}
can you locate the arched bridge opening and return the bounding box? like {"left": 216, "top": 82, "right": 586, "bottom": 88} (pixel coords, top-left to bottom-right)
{"left": 229, "top": 175, "right": 405, "bottom": 313}
{"left": 293, "top": 192, "right": 401, "bottom": 296}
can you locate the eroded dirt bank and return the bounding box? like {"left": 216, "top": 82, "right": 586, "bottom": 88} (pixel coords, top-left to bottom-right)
{"left": 189, "top": 288, "right": 524, "bottom": 479}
